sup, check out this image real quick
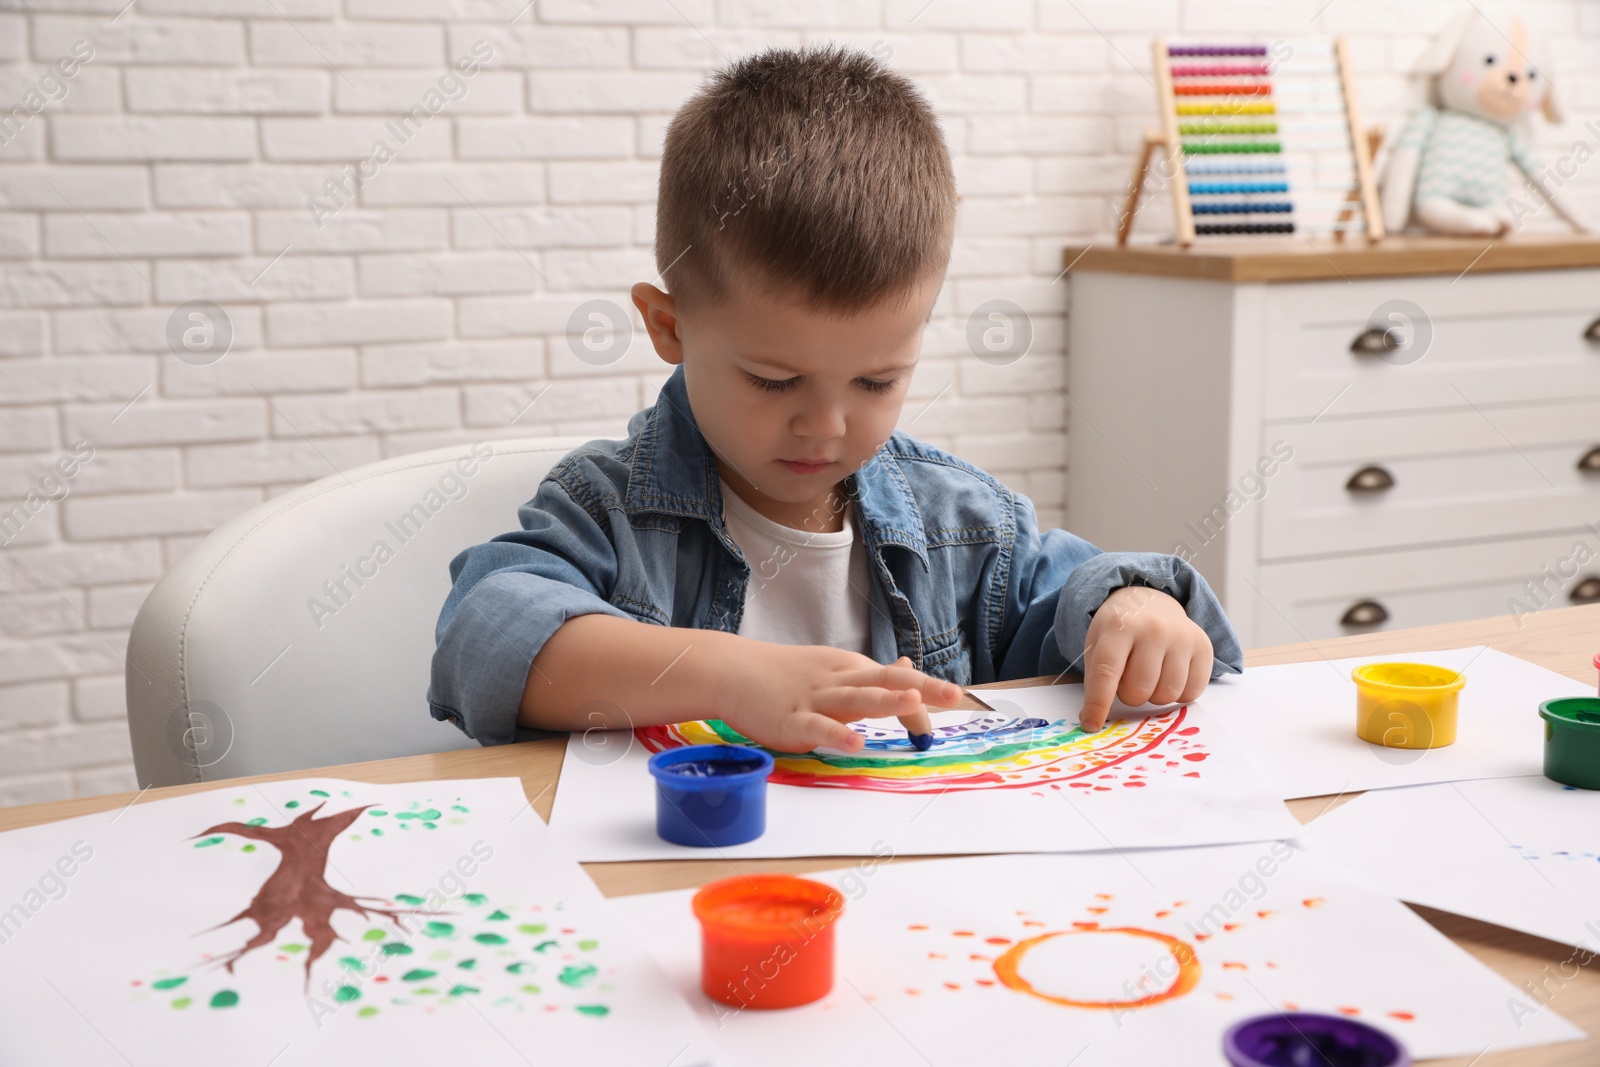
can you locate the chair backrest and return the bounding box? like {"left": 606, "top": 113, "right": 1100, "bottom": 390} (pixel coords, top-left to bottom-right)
{"left": 126, "top": 436, "right": 590, "bottom": 787}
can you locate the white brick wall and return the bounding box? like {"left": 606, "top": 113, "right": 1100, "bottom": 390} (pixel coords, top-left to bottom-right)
{"left": 1, "top": 0, "right": 1597, "bottom": 803}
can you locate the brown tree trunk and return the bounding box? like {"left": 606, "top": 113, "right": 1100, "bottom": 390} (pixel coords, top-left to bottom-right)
{"left": 195, "top": 802, "right": 424, "bottom": 989}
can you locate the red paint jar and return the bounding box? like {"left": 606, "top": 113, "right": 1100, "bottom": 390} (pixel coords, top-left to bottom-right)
{"left": 691, "top": 874, "right": 844, "bottom": 1010}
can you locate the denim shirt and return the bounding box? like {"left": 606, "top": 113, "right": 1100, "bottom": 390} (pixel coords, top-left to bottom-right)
{"left": 428, "top": 364, "right": 1243, "bottom": 745}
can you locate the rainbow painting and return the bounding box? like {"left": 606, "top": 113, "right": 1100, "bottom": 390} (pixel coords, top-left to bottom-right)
{"left": 634, "top": 707, "right": 1208, "bottom": 794}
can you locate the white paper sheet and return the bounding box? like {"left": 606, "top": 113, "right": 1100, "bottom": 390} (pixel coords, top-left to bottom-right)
{"left": 611, "top": 842, "right": 1583, "bottom": 1066}
{"left": 1305, "top": 775, "right": 1600, "bottom": 954}
{"left": 551, "top": 698, "right": 1299, "bottom": 861}
{"left": 1196, "top": 646, "right": 1595, "bottom": 799}
{"left": 0, "top": 777, "right": 712, "bottom": 1067}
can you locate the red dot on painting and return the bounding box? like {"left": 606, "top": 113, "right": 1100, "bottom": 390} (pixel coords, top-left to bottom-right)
{"left": 984, "top": 937, "right": 1011, "bottom": 945}
{"left": 374, "top": 976, "right": 389, "bottom": 983}
{"left": 1184, "top": 772, "right": 1201, "bottom": 778}
{"left": 975, "top": 979, "right": 995, "bottom": 987}
{"left": 943, "top": 982, "right": 960, "bottom": 990}
{"left": 1183, "top": 752, "right": 1208, "bottom": 762}
{"left": 1389, "top": 1011, "right": 1415, "bottom": 1022}
{"left": 1070, "top": 782, "right": 1092, "bottom": 788}
{"left": 131, "top": 981, "right": 142, "bottom": 986}
{"left": 1123, "top": 781, "right": 1146, "bottom": 787}
{"left": 1178, "top": 727, "right": 1200, "bottom": 736}
{"left": 1337, "top": 1006, "right": 1361, "bottom": 1016}
{"left": 1166, "top": 761, "right": 1180, "bottom": 767}
{"left": 1094, "top": 786, "right": 1111, "bottom": 791}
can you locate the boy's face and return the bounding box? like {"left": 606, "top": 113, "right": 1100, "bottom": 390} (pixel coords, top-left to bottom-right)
{"left": 632, "top": 269, "right": 942, "bottom": 530}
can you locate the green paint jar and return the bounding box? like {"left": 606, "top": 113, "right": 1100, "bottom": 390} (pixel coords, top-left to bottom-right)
{"left": 1538, "top": 697, "right": 1600, "bottom": 790}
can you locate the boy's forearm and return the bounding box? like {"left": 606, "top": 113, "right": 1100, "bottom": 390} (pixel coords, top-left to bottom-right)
{"left": 518, "top": 613, "right": 743, "bottom": 732}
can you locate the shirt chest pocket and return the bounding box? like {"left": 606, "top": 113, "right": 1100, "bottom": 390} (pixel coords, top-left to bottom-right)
{"left": 920, "top": 623, "right": 973, "bottom": 686}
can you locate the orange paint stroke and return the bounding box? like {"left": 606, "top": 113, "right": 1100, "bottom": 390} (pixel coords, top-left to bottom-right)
{"left": 992, "top": 927, "right": 1201, "bottom": 1010}
{"left": 1389, "top": 1011, "right": 1415, "bottom": 1022}
{"left": 1303, "top": 898, "right": 1326, "bottom": 909}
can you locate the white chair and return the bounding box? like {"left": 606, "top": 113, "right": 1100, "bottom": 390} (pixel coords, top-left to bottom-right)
{"left": 126, "top": 436, "right": 590, "bottom": 787}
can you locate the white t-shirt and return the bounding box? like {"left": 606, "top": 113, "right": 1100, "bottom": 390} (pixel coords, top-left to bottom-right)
{"left": 718, "top": 477, "right": 873, "bottom": 655}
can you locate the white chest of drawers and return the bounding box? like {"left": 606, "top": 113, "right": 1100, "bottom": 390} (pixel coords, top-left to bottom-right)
{"left": 1063, "top": 236, "right": 1600, "bottom": 647}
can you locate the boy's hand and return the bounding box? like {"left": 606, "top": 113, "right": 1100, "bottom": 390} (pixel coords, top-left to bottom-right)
{"left": 1079, "top": 586, "right": 1213, "bottom": 732}
{"left": 717, "top": 643, "right": 959, "bottom": 754}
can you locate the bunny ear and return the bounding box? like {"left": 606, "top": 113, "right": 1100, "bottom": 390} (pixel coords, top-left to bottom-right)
{"left": 1416, "top": 9, "right": 1477, "bottom": 75}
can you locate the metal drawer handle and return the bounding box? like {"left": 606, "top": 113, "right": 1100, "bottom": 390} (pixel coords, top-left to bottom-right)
{"left": 1346, "top": 465, "right": 1395, "bottom": 493}
{"left": 1579, "top": 446, "right": 1600, "bottom": 473}
{"left": 1340, "top": 600, "right": 1389, "bottom": 627}
{"left": 1572, "top": 577, "right": 1600, "bottom": 604}
{"left": 1585, "top": 316, "right": 1600, "bottom": 344}
{"left": 1349, "top": 326, "right": 1401, "bottom": 355}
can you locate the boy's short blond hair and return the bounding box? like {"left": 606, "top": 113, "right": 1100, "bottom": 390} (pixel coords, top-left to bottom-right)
{"left": 656, "top": 43, "right": 957, "bottom": 315}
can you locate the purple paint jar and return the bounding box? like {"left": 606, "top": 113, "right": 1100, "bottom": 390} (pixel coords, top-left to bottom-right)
{"left": 1223, "top": 1012, "right": 1409, "bottom": 1067}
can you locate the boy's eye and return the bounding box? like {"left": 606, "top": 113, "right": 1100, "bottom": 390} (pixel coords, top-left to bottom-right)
{"left": 1483, "top": 53, "right": 1497, "bottom": 66}
{"left": 856, "top": 377, "right": 897, "bottom": 394}
{"left": 745, "top": 372, "right": 798, "bottom": 392}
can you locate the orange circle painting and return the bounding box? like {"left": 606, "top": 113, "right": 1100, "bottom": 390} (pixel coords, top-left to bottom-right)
{"left": 992, "top": 927, "right": 1202, "bottom": 1010}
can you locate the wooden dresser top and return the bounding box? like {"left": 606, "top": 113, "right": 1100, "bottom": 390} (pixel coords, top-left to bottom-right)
{"left": 1062, "top": 234, "right": 1600, "bottom": 283}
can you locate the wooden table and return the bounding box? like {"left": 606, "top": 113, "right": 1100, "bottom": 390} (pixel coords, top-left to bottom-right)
{"left": 6, "top": 604, "right": 1599, "bottom": 1064}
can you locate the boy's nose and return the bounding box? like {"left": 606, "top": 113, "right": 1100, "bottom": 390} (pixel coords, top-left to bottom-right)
{"left": 794, "top": 405, "right": 846, "bottom": 438}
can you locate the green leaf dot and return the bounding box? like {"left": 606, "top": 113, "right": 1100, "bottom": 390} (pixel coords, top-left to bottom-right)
{"left": 310, "top": 790, "right": 329, "bottom": 797}
{"left": 278, "top": 943, "right": 306, "bottom": 954}
{"left": 457, "top": 958, "right": 477, "bottom": 970}
{"left": 284, "top": 801, "right": 299, "bottom": 809}
{"left": 338, "top": 957, "right": 366, "bottom": 972}
{"left": 334, "top": 986, "right": 360, "bottom": 1003}
{"left": 575, "top": 1005, "right": 610, "bottom": 1017}
{"left": 246, "top": 817, "right": 268, "bottom": 826}
{"left": 518, "top": 924, "right": 546, "bottom": 936}
{"left": 194, "top": 837, "right": 224, "bottom": 848}
{"left": 394, "top": 893, "right": 425, "bottom": 906}
{"left": 362, "top": 929, "right": 386, "bottom": 942}
{"left": 371, "top": 828, "right": 384, "bottom": 836}
{"left": 151, "top": 977, "right": 187, "bottom": 990}
{"left": 462, "top": 893, "right": 487, "bottom": 906}
{"left": 209, "top": 990, "right": 239, "bottom": 1009}
{"left": 558, "top": 964, "right": 598, "bottom": 989}
{"left": 380, "top": 943, "right": 413, "bottom": 956}
{"left": 369, "top": 810, "right": 387, "bottom": 817}
{"left": 423, "top": 921, "right": 454, "bottom": 938}
{"left": 401, "top": 969, "right": 436, "bottom": 982}
{"left": 357, "top": 1006, "right": 379, "bottom": 1018}
{"left": 447, "top": 984, "right": 479, "bottom": 997}
{"left": 240, "top": 844, "right": 256, "bottom": 853}
{"left": 171, "top": 997, "right": 191, "bottom": 1010}
{"left": 473, "top": 933, "right": 508, "bottom": 946}
{"left": 576, "top": 939, "right": 598, "bottom": 951}
{"left": 520, "top": 984, "right": 541, "bottom": 995}
{"left": 486, "top": 910, "right": 509, "bottom": 921}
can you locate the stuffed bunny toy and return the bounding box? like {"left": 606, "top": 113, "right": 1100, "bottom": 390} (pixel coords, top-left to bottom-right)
{"left": 1381, "top": 11, "right": 1588, "bottom": 236}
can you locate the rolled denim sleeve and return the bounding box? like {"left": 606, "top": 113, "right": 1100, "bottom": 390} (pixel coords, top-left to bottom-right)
{"left": 1050, "top": 552, "right": 1244, "bottom": 679}
{"left": 993, "top": 491, "right": 1242, "bottom": 681}
{"left": 428, "top": 470, "right": 632, "bottom": 746}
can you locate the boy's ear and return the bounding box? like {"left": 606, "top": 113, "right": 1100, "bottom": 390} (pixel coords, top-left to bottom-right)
{"left": 630, "top": 282, "right": 684, "bottom": 366}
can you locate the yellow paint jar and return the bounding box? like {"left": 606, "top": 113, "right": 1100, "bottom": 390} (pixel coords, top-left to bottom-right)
{"left": 1351, "top": 662, "right": 1466, "bottom": 750}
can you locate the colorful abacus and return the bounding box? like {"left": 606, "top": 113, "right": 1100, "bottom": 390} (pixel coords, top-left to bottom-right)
{"left": 1118, "top": 38, "right": 1384, "bottom": 247}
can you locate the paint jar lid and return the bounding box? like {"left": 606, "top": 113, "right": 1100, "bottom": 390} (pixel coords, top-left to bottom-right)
{"left": 1223, "top": 1012, "right": 1409, "bottom": 1067}
{"left": 1592, "top": 652, "right": 1600, "bottom": 673}
{"left": 1350, "top": 662, "right": 1465, "bottom": 694}
{"left": 693, "top": 874, "right": 844, "bottom": 943}
{"left": 647, "top": 743, "right": 774, "bottom": 791}
{"left": 1539, "top": 697, "right": 1600, "bottom": 732}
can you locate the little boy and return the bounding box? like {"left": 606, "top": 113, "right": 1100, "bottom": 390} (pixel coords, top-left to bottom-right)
{"left": 429, "top": 45, "right": 1241, "bottom": 754}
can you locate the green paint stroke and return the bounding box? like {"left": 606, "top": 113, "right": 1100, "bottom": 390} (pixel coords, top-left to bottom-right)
{"left": 246, "top": 817, "right": 268, "bottom": 826}
{"left": 380, "top": 943, "right": 413, "bottom": 956}
{"left": 457, "top": 959, "right": 477, "bottom": 970}
{"left": 533, "top": 940, "right": 559, "bottom": 954}
{"left": 423, "top": 921, "right": 454, "bottom": 938}
{"left": 334, "top": 986, "right": 360, "bottom": 1003}
{"left": 518, "top": 923, "right": 546, "bottom": 936}
{"left": 505, "top": 962, "right": 530, "bottom": 974}
{"left": 394, "top": 893, "right": 425, "bottom": 906}
{"left": 486, "top": 910, "right": 509, "bottom": 921}
{"left": 193, "top": 837, "right": 224, "bottom": 848}
{"left": 240, "top": 845, "right": 256, "bottom": 853}
{"left": 210, "top": 990, "right": 239, "bottom": 1009}
{"left": 462, "top": 893, "right": 487, "bottom": 906}
{"left": 310, "top": 790, "right": 329, "bottom": 797}
{"left": 285, "top": 801, "right": 299, "bottom": 809}
{"left": 401, "top": 970, "right": 436, "bottom": 982}
{"left": 576, "top": 1005, "right": 610, "bottom": 1017}
{"left": 171, "top": 997, "right": 191, "bottom": 1010}
{"left": 451, "top": 805, "right": 469, "bottom": 813}
{"left": 151, "top": 977, "right": 187, "bottom": 990}
{"left": 558, "top": 964, "right": 598, "bottom": 989}
{"left": 369, "top": 809, "right": 387, "bottom": 817}
{"left": 362, "top": 929, "right": 386, "bottom": 942}
{"left": 577, "top": 939, "right": 598, "bottom": 951}
{"left": 394, "top": 809, "right": 440, "bottom": 821}
{"left": 422, "top": 822, "right": 437, "bottom": 829}
{"left": 473, "top": 933, "right": 508, "bottom": 946}
{"left": 358, "top": 1007, "right": 379, "bottom": 1018}
{"left": 278, "top": 943, "right": 306, "bottom": 954}
{"left": 339, "top": 957, "right": 366, "bottom": 973}
{"left": 371, "top": 828, "right": 384, "bottom": 836}
{"left": 520, "top": 983, "right": 541, "bottom": 995}
{"left": 448, "top": 984, "right": 479, "bottom": 997}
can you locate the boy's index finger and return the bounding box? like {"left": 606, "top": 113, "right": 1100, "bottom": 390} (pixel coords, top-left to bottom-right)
{"left": 1079, "top": 634, "right": 1131, "bottom": 732}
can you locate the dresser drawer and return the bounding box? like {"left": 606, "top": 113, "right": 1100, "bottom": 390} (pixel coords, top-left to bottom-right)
{"left": 1261, "top": 270, "right": 1600, "bottom": 420}
{"left": 1252, "top": 532, "right": 1600, "bottom": 646}
{"left": 1259, "top": 402, "right": 1600, "bottom": 560}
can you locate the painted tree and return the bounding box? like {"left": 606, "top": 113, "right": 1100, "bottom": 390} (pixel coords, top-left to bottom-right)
{"left": 194, "top": 802, "right": 425, "bottom": 989}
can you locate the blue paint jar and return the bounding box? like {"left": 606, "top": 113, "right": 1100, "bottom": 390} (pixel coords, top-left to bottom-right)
{"left": 647, "top": 743, "right": 774, "bottom": 847}
{"left": 1223, "top": 1012, "right": 1409, "bottom": 1067}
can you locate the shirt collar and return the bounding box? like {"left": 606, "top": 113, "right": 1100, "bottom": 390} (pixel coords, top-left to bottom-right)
{"left": 625, "top": 364, "right": 929, "bottom": 569}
